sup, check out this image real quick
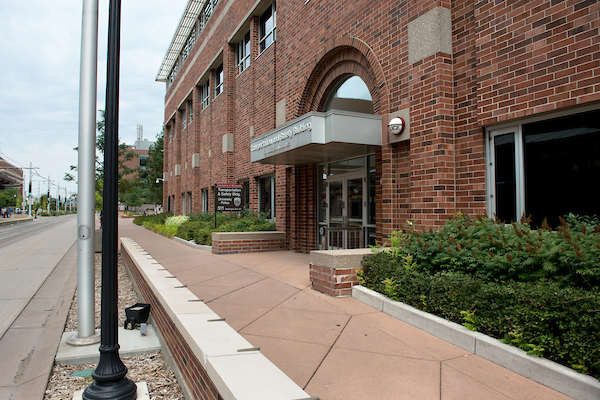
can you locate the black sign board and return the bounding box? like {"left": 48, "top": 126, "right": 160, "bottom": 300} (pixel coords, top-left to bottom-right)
{"left": 215, "top": 184, "right": 244, "bottom": 212}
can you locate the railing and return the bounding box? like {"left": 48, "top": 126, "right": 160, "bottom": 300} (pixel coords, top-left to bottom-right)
{"left": 321, "top": 227, "right": 364, "bottom": 250}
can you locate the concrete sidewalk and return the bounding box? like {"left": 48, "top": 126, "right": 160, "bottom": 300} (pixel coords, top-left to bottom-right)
{"left": 119, "top": 218, "right": 574, "bottom": 400}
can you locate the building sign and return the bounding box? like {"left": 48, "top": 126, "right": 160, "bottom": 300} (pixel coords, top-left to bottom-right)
{"left": 250, "top": 110, "right": 382, "bottom": 165}
{"left": 215, "top": 184, "right": 244, "bottom": 212}
{"left": 250, "top": 121, "right": 312, "bottom": 153}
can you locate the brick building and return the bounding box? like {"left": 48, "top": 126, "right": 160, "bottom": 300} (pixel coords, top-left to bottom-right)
{"left": 120, "top": 126, "right": 153, "bottom": 181}
{"left": 157, "top": 0, "right": 600, "bottom": 253}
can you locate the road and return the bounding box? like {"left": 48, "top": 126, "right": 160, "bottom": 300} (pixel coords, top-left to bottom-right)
{"left": 0, "top": 215, "right": 77, "bottom": 338}
{"left": 0, "top": 215, "right": 78, "bottom": 400}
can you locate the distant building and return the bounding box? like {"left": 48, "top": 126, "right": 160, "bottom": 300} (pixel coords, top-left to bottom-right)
{"left": 0, "top": 156, "right": 24, "bottom": 191}
{"left": 158, "top": 0, "right": 600, "bottom": 253}
{"left": 121, "top": 124, "right": 154, "bottom": 180}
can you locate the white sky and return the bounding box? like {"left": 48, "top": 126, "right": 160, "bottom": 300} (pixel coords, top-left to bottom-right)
{"left": 0, "top": 0, "right": 188, "bottom": 196}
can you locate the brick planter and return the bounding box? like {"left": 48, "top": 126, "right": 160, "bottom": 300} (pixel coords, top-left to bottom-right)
{"left": 309, "top": 249, "right": 373, "bottom": 297}
{"left": 211, "top": 231, "right": 285, "bottom": 254}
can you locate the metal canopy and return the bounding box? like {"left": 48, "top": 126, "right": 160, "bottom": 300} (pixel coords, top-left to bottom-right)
{"left": 156, "top": 0, "right": 204, "bottom": 82}
{"left": 0, "top": 158, "right": 24, "bottom": 189}
{"left": 251, "top": 110, "right": 382, "bottom": 165}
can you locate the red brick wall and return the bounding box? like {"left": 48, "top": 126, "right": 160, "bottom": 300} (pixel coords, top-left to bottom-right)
{"left": 161, "top": 0, "right": 600, "bottom": 249}
{"left": 309, "top": 263, "right": 360, "bottom": 298}
{"left": 121, "top": 249, "right": 221, "bottom": 400}
{"left": 211, "top": 237, "right": 286, "bottom": 254}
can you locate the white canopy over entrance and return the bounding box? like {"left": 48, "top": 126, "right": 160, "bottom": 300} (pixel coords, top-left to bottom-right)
{"left": 251, "top": 109, "right": 381, "bottom": 165}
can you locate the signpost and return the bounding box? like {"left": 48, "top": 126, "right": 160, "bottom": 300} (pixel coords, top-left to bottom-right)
{"left": 213, "top": 183, "right": 244, "bottom": 228}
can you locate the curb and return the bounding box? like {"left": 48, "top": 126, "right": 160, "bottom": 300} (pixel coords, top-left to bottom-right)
{"left": 352, "top": 285, "right": 600, "bottom": 400}
{"left": 172, "top": 236, "right": 212, "bottom": 252}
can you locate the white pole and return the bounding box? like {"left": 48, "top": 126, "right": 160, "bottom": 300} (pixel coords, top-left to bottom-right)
{"left": 68, "top": 0, "right": 101, "bottom": 346}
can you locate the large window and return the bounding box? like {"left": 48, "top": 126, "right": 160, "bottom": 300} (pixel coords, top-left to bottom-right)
{"left": 215, "top": 64, "right": 223, "bottom": 97}
{"left": 486, "top": 108, "right": 600, "bottom": 227}
{"left": 200, "top": 80, "right": 210, "bottom": 110}
{"left": 236, "top": 31, "right": 251, "bottom": 74}
{"left": 258, "top": 176, "right": 275, "bottom": 219}
{"left": 259, "top": 2, "right": 276, "bottom": 53}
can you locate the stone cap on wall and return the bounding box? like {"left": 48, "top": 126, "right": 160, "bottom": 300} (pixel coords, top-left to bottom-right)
{"left": 212, "top": 231, "right": 285, "bottom": 241}
{"left": 310, "top": 248, "right": 373, "bottom": 269}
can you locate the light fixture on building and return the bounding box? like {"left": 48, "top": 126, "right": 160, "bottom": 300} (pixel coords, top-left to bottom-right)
{"left": 389, "top": 117, "right": 405, "bottom": 135}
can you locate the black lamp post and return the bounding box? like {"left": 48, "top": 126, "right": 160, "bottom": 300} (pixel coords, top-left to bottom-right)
{"left": 83, "top": 0, "right": 136, "bottom": 398}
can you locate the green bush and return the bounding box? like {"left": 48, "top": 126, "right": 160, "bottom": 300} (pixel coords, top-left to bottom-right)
{"left": 359, "top": 214, "right": 600, "bottom": 379}
{"left": 361, "top": 251, "right": 600, "bottom": 379}
{"left": 135, "top": 211, "right": 275, "bottom": 244}
{"left": 382, "top": 214, "right": 600, "bottom": 289}
{"left": 133, "top": 213, "right": 172, "bottom": 226}
{"left": 175, "top": 211, "right": 276, "bottom": 245}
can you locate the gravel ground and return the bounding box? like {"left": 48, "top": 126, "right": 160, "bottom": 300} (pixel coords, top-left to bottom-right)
{"left": 44, "top": 254, "right": 185, "bottom": 400}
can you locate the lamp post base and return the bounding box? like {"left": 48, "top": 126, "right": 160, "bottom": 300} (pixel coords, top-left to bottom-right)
{"left": 82, "top": 377, "right": 137, "bottom": 400}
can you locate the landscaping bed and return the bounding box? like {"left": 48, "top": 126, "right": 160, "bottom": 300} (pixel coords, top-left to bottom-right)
{"left": 358, "top": 214, "right": 600, "bottom": 380}
{"left": 133, "top": 211, "right": 276, "bottom": 245}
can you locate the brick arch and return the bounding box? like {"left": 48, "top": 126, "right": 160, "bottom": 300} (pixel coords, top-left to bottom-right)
{"left": 297, "top": 37, "right": 389, "bottom": 116}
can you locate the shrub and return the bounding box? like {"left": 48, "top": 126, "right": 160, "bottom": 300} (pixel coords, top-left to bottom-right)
{"left": 360, "top": 251, "right": 600, "bottom": 379}
{"left": 165, "top": 215, "right": 190, "bottom": 226}
{"left": 133, "top": 213, "right": 171, "bottom": 226}
{"left": 174, "top": 211, "right": 276, "bottom": 245}
{"left": 381, "top": 214, "right": 600, "bottom": 289}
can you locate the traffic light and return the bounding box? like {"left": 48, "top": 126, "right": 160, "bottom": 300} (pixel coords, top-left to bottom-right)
{"left": 28, "top": 182, "right": 32, "bottom": 196}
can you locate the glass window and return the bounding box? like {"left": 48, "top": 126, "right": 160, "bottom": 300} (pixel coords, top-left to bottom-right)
{"left": 189, "top": 100, "right": 193, "bottom": 123}
{"left": 487, "top": 108, "right": 600, "bottom": 227}
{"left": 236, "top": 31, "right": 251, "bottom": 74}
{"left": 259, "top": 2, "right": 276, "bottom": 53}
{"left": 323, "top": 75, "right": 374, "bottom": 114}
{"left": 201, "top": 188, "right": 209, "bottom": 213}
{"left": 259, "top": 176, "right": 275, "bottom": 219}
{"left": 200, "top": 80, "right": 210, "bottom": 109}
{"left": 215, "top": 64, "right": 223, "bottom": 97}
{"left": 367, "top": 154, "right": 376, "bottom": 226}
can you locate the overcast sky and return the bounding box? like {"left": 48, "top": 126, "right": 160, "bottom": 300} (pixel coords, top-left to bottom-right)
{"left": 0, "top": 0, "right": 188, "bottom": 196}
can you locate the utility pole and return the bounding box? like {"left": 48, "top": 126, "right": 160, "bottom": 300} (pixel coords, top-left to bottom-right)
{"left": 68, "top": 0, "right": 100, "bottom": 348}
{"left": 28, "top": 162, "right": 33, "bottom": 217}
{"left": 48, "top": 176, "right": 51, "bottom": 214}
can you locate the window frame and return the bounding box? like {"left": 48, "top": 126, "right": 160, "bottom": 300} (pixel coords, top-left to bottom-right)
{"left": 200, "top": 80, "right": 210, "bottom": 110}
{"left": 258, "top": 175, "right": 275, "bottom": 219}
{"left": 485, "top": 105, "right": 600, "bottom": 223}
{"left": 235, "top": 31, "right": 251, "bottom": 75}
{"left": 215, "top": 64, "right": 223, "bottom": 97}
{"left": 259, "top": 2, "right": 276, "bottom": 54}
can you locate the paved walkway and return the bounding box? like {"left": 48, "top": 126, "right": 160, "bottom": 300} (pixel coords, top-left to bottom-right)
{"left": 119, "top": 218, "right": 574, "bottom": 400}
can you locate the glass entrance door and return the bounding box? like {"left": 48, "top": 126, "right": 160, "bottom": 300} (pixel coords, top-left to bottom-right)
{"left": 326, "top": 174, "right": 364, "bottom": 249}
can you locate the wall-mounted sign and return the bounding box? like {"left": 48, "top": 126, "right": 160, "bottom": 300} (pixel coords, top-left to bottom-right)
{"left": 215, "top": 184, "right": 244, "bottom": 212}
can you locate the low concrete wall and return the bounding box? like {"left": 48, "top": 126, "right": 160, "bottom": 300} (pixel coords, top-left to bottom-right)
{"left": 309, "top": 248, "right": 372, "bottom": 297}
{"left": 120, "top": 238, "right": 310, "bottom": 400}
{"left": 353, "top": 285, "right": 600, "bottom": 400}
{"left": 211, "top": 231, "right": 285, "bottom": 255}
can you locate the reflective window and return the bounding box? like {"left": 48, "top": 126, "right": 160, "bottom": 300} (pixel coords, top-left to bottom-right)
{"left": 323, "top": 76, "right": 374, "bottom": 114}
{"left": 487, "top": 109, "right": 600, "bottom": 226}
{"left": 259, "top": 2, "right": 276, "bottom": 53}
{"left": 236, "top": 32, "right": 251, "bottom": 74}
{"left": 215, "top": 64, "right": 223, "bottom": 97}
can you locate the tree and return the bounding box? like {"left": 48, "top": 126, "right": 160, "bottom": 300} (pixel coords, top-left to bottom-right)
{"left": 65, "top": 110, "right": 137, "bottom": 209}
{"left": 0, "top": 187, "right": 21, "bottom": 208}
{"left": 143, "top": 130, "right": 164, "bottom": 205}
